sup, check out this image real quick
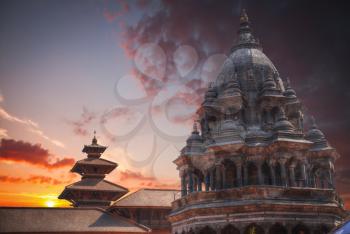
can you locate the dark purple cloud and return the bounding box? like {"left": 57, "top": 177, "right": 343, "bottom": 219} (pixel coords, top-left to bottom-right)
{"left": 0, "top": 139, "right": 74, "bottom": 169}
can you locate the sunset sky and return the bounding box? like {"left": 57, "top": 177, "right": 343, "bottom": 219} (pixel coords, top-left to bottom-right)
{"left": 1, "top": 0, "right": 350, "bottom": 208}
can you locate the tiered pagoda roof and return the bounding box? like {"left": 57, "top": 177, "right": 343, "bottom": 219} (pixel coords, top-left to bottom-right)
{"left": 59, "top": 133, "right": 128, "bottom": 207}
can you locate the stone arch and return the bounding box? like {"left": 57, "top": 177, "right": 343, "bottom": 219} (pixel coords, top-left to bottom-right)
{"left": 247, "top": 162, "right": 259, "bottom": 185}
{"left": 292, "top": 223, "right": 310, "bottom": 234}
{"left": 198, "top": 225, "right": 216, "bottom": 234}
{"left": 313, "top": 225, "right": 329, "bottom": 234}
{"left": 221, "top": 224, "right": 240, "bottom": 234}
{"left": 244, "top": 223, "right": 264, "bottom": 234}
{"left": 275, "top": 162, "right": 283, "bottom": 186}
{"left": 262, "top": 161, "right": 272, "bottom": 185}
{"left": 223, "top": 160, "right": 237, "bottom": 188}
{"left": 269, "top": 223, "right": 287, "bottom": 234}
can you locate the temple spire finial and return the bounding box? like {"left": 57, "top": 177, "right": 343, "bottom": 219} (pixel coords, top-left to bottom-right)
{"left": 232, "top": 8, "right": 261, "bottom": 51}
{"left": 310, "top": 116, "right": 318, "bottom": 129}
{"left": 192, "top": 121, "right": 199, "bottom": 134}
{"left": 240, "top": 9, "right": 249, "bottom": 24}
{"left": 92, "top": 130, "right": 97, "bottom": 145}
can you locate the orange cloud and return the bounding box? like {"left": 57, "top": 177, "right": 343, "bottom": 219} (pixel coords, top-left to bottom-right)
{"left": 119, "top": 169, "right": 156, "bottom": 181}
{"left": 117, "top": 169, "right": 180, "bottom": 190}
{"left": 67, "top": 107, "right": 96, "bottom": 136}
{"left": 0, "top": 175, "right": 73, "bottom": 185}
{"left": 0, "top": 138, "right": 74, "bottom": 169}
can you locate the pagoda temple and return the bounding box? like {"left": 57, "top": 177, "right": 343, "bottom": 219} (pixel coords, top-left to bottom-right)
{"left": 59, "top": 133, "right": 128, "bottom": 207}
{"left": 168, "top": 10, "right": 347, "bottom": 234}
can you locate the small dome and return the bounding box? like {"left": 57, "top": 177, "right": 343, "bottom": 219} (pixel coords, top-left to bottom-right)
{"left": 283, "top": 78, "right": 297, "bottom": 98}
{"left": 186, "top": 123, "right": 203, "bottom": 144}
{"left": 305, "top": 117, "right": 326, "bottom": 142}
{"left": 273, "top": 109, "right": 294, "bottom": 132}
{"left": 305, "top": 117, "right": 330, "bottom": 150}
{"left": 306, "top": 128, "right": 325, "bottom": 141}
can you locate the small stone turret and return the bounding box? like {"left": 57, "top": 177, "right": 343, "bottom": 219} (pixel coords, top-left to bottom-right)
{"left": 305, "top": 116, "right": 330, "bottom": 150}
{"left": 180, "top": 122, "right": 204, "bottom": 156}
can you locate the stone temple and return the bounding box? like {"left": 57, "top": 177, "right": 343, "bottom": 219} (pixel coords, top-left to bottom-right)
{"left": 168, "top": 10, "right": 347, "bottom": 234}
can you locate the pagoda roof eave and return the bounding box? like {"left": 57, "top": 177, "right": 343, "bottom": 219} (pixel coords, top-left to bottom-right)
{"left": 82, "top": 144, "right": 107, "bottom": 153}
{"left": 60, "top": 179, "right": 128, "bottom": 195}
{"left": 75, "top": 158, "right": 117, "bottom": 166}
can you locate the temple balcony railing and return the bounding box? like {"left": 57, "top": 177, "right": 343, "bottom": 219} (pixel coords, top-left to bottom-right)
{"left": 172, "top": 186, "right": 342, "bottom": 211}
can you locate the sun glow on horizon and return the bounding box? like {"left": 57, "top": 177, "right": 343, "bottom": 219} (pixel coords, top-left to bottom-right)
{"left": 44, "top": 200, "right": 56, "bottom": 207}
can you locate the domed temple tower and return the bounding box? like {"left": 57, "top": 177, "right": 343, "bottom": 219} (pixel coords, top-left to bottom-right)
{"left": 59, "top": 133, "right": 128, "bottom": 207}
{"left": 169, "top": 10, "right": 346, "bottom": 234}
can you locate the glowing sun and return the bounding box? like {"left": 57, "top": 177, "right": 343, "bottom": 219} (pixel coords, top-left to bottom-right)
{"left": 45, "top": 200, "right": 55, "bottom": 207}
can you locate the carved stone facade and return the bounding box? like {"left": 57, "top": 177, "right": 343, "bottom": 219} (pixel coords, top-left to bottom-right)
{"left": 169, "top": 10, "right": 346, "bottom": 234}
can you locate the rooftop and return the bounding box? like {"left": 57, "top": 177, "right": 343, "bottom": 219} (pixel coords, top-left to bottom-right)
{"left": 111, "top": 188, "right": 181, "bottom": 208}
{"left": 63, "top": 178, "right": 128, "bottom": 192}
{"left": 0, "top": 207, "right": 149, "bottom": 233}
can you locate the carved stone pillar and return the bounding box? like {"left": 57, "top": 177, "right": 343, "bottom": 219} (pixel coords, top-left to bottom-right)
{"left": 236, "top": 162, "right": 242, "bottom": 187}
{"left": 301, "top": 162, "right": 307, "bottom": 187}
{"left": 181, "top": 173, "right": 187, "bottom": 196}
{"left": 289, "top": 166, "right": 296, "bottom": 187}
{"left": 269, "top": 161, "right": 276, "bottom": 185}
{"left": 279, "top": 158, "right": 288, "bottom": 187}
{"left": 257, "top": 160, "right": 264, "bottom": 185}
{"left": 328, "top": 169, "right": 335, "bottom": 188}
{"left": 328, "top": 160, "right": 335, "bottom": 188}
{"left": 243, "top": 163, "right": 248, "bottom": 186}
{"left": 222, "top": 166, "right": 226, "bottom": 189}
{"left": 193, "top": 175, "right": 198, "bottom": 192}
{"left": 215, "top": 164, "right": 222, "bottom": 190}
{"left": 188, "top": 171, "right": 194, "bottom": 193}
{"left": 210, "top": 169, "right": 215, "bottom": 191}
{"left": 198, "top": 176, "right": 202, "bottom": 192}
{"left": 205, "top": 172, "right": 210, "bottom": 191}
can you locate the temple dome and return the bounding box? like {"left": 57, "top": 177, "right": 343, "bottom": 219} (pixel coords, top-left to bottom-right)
{"left": 216, "top": 10, "right": 283, "bottom": 92}
{"left": 217, "top": 48, "right": 279, "bottom": 85}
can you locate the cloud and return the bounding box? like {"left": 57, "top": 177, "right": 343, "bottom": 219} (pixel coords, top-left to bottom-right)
{"left": 68, "top": 107, "right": 96, "bottom": 136}
{"left": 100, "top": 107, "right": 136, "bottom": 124}
{"left": 0, "top": 175, "right": 74, "bottom": 185}
{"left": 119, "top": 169, "right": 156, "bottom": 181}
{"left": 28, "top": 129, "right": 65, "bottom": 148}
{"left": 0, "top": 128, "right": 8, "bottom": 139}
{"left": 103, "top": 0, "right": 130, "bottom": 22}
{"left": 0, "top": 138, "right": 74, "bottom": 169}
{"left": 0, "top": 106, "right": 64, "bottom": 148}
{"left": 0, "top": 107, "right": 38, "bottom": 128}
{"left": 117, "top": 169, "right": 179, "bottom": 190}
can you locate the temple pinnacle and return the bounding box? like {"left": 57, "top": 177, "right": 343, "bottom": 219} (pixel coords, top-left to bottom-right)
{"left": 240, "top": 9, "right": 249, "bottom": 24}
{"left": 92, "top": 130, "right": 98, "bottom": 145}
